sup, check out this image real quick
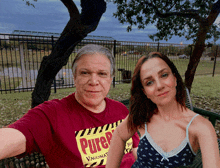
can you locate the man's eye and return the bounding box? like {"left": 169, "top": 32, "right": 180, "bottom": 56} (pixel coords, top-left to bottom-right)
{"left": 99, "top": 72, "right": 107, "bottom": 76}
{"left": 81, "top": 71, "right": 88, "bottom": 75}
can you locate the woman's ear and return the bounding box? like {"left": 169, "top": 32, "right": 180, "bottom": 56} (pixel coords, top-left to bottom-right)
{"left": 172, "top": 73, "right": 177, "bottom": 87}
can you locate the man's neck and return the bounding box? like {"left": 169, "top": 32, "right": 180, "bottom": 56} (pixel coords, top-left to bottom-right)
{"left": 74, "top": 93, "right": 106, "bottom": 113}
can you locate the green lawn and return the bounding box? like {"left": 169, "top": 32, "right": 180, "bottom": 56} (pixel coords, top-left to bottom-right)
{"left": 0, "top": 75, "right": 220, "bottom": 128}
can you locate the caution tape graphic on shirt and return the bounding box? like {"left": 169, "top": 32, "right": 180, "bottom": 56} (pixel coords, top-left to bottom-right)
{"left": 75, "top": 119, "right": 133, "bottom": 167}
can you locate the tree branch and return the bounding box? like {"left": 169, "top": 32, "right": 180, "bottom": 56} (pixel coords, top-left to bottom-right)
{"left": 208, "top": 0, "right": 220, "bottom": 24}
{"left": 144, "top": 1, "right": 203, "bottom": 23}
{"left": 212, "top": 0, "right": 220, "bottom": 12}
{"left": 185, "top": 0, "right": 220, "bottom": 91}
{"left": 166, "top": 4, "right": 175, "bottom": 12}
{"left": 60, "top": 0, "right": 79, "bottom": 18}
{"left": 31, "top": 0, "right": 107, "bottom": 108}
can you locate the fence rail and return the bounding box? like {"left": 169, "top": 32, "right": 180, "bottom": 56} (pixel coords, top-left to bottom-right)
{"left": 0, "top": 33, "right": 219, "bottom": 94}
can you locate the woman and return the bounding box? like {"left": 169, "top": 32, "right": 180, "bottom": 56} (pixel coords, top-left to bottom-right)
{"left": 106, "top": 52, "right": 220, "bottom": 168}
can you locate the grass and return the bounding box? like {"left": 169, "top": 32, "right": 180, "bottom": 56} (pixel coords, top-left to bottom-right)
{"left": 0, "top": 77, "right": 22, "bottom": 90}
{"left": 0, "top": 84, "right": 131, "bottom": 127}
{"left": 0, "top": 75, "right": 220, "bottom": 128}
{"left": 191, "top": 75, "right": 220, "bottom": 98}
{"left": 172, "top": 58, "right": 220, "bottom": 76}
{"left": 191, "top": 75, "right": 220, "bottom": 112}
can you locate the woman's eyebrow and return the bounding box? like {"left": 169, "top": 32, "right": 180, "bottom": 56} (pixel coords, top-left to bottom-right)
{"left": 143, "top": 76, "right": 153, "bottom": 82}
{"left": 158, "top": 68, "right": 168, "bottom": 74}
{"left": 142, "top": 68, "right": 169, "bottom": 82}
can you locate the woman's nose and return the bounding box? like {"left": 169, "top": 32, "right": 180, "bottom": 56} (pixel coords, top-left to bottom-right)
{"left": 156, "top": 79, "right": 164, "bottom": 90}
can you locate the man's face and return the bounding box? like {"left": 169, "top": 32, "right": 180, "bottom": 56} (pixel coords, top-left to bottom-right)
{"left": 74, "top": 53, "right": 112, "bottom": 112}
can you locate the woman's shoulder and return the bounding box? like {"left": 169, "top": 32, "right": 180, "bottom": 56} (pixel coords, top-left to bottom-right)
{"left": 190, "top": 112, "right": 212, "bottom": 127}
{"left": 187, "top": 110, "right": 216, "bottom": 136}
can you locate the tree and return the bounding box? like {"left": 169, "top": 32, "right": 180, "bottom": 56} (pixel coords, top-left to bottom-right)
{"left": 31, "top": 0, "right": 107, "bottom": 108}
{"left": 112, "top": 0, "right": 220, "bottom": 91}
{"left": 22, "top": 0, "right": 37, "bottom": 8}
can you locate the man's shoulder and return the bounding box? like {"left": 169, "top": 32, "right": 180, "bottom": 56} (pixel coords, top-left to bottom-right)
{"left": 106, "top": 97, "right": 127, "bottom": 106}
{"left": 107, "top": 97, "right": 128, "bottom": 108}
{"left": 106, "top": 98, "right": 129, "bottom": 116}
{"left": 31, "top": 94, "right": 75, "bottom": 115}
{"left": 46, "top": 93, "right": 75, "bottom": 108}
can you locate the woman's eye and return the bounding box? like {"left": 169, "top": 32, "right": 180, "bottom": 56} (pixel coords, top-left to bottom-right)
{"left": 162, "top": 73, "right": 168, "bottom": 78}
{"left": 146, "top": 81, "right": 153, "bottom": 86}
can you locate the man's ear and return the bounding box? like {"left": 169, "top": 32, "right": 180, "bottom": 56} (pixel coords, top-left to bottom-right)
{"left": 73, "top": 73, "right": 76, "bottom": 85}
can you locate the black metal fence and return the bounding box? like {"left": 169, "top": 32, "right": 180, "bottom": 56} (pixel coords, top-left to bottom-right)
{"left": 0, "top": 33, "right": 219, "bottom": 94}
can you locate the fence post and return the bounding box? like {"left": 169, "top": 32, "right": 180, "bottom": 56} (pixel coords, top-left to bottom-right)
{"left": 113, "top": 40, "right": 116, "bottom": 88}
{"left": 51, "top": 35, "right": 57, "bottom": 93}
{"left": 19, "top": 42, "right": 27, "bottom": 90}
{"left": 212, "top": 45, "right": 218, "bottom": 77}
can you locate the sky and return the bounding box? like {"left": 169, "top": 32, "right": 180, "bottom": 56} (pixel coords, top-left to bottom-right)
{"left": 0, "top": 0, "right": 219, "bottom": 44}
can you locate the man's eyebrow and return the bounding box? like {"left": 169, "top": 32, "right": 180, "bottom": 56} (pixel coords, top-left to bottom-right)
{"left": 78, "top": 68, "right": 109, "bottom": 72}
{"left": 98, "top": 70, "right": 109, "bottom": 72}
{"left": 78, "top": 68, "right": 87, "bottom": 71}
{"left": 78, "top": 68, "right": 91, "bottom": 72}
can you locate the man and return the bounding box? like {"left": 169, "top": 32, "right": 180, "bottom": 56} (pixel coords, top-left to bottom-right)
{"left": 0, "top": 44, "right": 139, "bottom": 167}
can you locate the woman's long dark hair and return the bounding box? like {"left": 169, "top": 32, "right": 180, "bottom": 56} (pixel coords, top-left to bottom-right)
{"left": 128, "top": 52, "right": 186, "bottom": 131}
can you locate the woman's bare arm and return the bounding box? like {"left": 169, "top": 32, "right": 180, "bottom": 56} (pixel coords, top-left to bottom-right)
{"left": 132, "top": 147, "right": 138, "bottom": 160}
{"left": 106, "top": 116, "right": 137, "bottom": 168}
{"left": 0, "top": 128, "right": 26, "bottom": 160}
{"left": 196, "top": 117, "right": 220, "bottom": 168}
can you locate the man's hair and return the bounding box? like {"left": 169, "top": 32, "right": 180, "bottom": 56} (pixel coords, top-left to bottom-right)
{"left": 72, "top": 44, "right": 115, "bottom": 77}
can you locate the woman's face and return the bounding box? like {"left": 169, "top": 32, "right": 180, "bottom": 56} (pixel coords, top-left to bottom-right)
{"left": 140, "top": 57, "right": 177, "bottom": 106}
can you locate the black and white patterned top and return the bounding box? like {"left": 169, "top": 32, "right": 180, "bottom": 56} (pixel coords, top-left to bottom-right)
{"left": 131, "top": 114, "right": 199, "bottom": 168}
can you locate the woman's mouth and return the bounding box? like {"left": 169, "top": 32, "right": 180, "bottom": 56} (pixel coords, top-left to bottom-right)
{"left": 158, "top": 91, "right": 169, "bottom": 97}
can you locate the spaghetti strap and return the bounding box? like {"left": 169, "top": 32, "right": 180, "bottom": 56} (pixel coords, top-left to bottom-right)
{"left": 186, "top": 114, "right": 199, "bottom": 139}
{"left": 144, "top": 122, "right": 148, "bottom": 134}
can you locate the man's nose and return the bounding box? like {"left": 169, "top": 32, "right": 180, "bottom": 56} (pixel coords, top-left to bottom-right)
{"left": 89, "top": 73, "right": 99, "bottom": 85}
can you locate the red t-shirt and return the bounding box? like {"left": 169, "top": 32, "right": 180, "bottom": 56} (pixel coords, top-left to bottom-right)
{"left": 9, "top": 93, "right": 139, "bottom": 168}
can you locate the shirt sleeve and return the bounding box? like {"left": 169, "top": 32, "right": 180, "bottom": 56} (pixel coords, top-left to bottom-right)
{"left": 8, "top": 101, "right": 56, "bottom": 156}
{"left": 132, "top": 132, "right": 140, "bottom": 148}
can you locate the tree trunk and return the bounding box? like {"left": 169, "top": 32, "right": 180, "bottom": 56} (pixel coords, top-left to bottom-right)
{"left": 185, "top": 4, "right": 220, "bottom": 92}
{"left": 184, "top": 42, "right": 205, "bottom": 92}
{"left": 31, "top": 0, "right": 106, "bottom": 108}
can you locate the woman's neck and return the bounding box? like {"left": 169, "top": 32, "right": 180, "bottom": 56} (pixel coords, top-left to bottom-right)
{"left": 156, "top": 101, "right": 184, "bottom": 121}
